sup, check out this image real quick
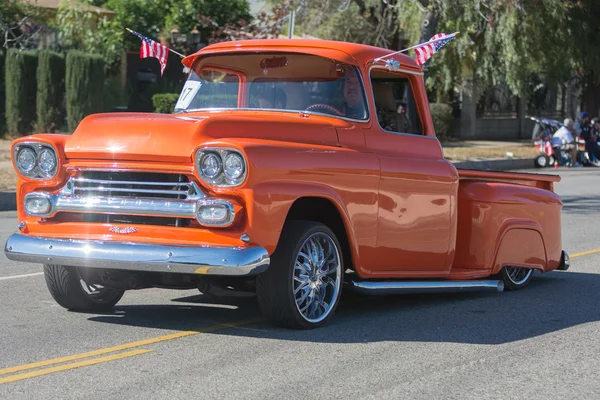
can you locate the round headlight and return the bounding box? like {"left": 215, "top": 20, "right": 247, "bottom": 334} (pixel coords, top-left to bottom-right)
{"left": 16, "top": 147, "right": 37, "bottom": 174}
{"left": 38, "top": 148, "right": 57, "bottom": 177}
{"left": 223, "top": 153, "right": 245, "bottom": 180}
{"left": 200, "top": 153, "right": 222, "bottom": 179}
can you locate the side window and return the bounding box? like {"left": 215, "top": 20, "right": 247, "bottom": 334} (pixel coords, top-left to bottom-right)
{"left": 370, "top": 70, "right": 423, "bottom": 135}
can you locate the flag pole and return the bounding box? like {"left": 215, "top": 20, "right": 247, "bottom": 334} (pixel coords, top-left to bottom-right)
{"left": 372, "top": 31, "right": 459, "bottom": 63}
{"left": 126, "top": 28, "right": 186, "bottom": 58}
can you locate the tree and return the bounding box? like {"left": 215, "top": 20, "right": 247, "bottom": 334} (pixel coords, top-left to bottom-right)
{"left": 199, "top": 2, "right": 290, "bottom": 44}
{"left": 287, "top": 0, "right": 421, "bottom": 49}
{"left": 55, "top": 0, "right": 255, "bottom": 66}
{"left": 567, "top": 0, "right": 600, "bottom": 115}
{"left": 0, "top": 0, "right": 46, "bottom": 50}
{"left": 285, "top": 0, "right": 583, "bottom": 105}
{"left": 57, "top": 0, "right": 124, "bottom": 71}
{"left": 425, "top": 0, "right": 574, "bottom": 102}
{"left": 99, "top": 0, "right": 170, "bottom": 52}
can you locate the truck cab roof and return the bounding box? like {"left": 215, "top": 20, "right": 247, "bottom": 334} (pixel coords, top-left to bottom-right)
{"left": 182, "top": 39, "right": 421, "bottom": 72}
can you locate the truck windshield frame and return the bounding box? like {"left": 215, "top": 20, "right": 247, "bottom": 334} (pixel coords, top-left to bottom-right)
{"left": 173, "top": 52, "right": 371, "bottom": 122}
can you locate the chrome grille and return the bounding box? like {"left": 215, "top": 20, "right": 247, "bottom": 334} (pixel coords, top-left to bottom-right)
{"left": 72, "top": 171, "right": 198, "bottom": 200}
{"left": 56, "top": 171, "right": 203, "bottom": 227}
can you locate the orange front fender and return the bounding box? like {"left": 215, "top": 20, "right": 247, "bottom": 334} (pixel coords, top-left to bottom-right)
{"left": 246, "top": 180, "right": 362, "bottom": 271}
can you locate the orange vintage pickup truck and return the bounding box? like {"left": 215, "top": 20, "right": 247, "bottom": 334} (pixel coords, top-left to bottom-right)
{"left": 5, "top": 39, "right": 569, "bottom": 329}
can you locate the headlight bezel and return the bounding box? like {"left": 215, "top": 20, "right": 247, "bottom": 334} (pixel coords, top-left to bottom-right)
{"left": 195, "top": 147, "right": 247, "bottom": 187}
{"left": 199, "top": 152, "right": 223, "bottom": 180}
{"left": 223, "top": 152, "right": 245, "bottom": 181}
{"left": 16, "top": 147, "right": 37, "bottom": 174}
{"left": 12, "top": 142, "right": 60, "bottom": 180}
{"left": 37, "top": 148, "right": 59, "bottom": 178}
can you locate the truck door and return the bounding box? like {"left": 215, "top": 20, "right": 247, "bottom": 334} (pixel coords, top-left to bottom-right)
{"left": 364, "top": 68, "right": 459, "bottom": 276}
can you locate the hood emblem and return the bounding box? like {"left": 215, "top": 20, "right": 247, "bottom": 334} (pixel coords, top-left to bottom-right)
{"left": 109, "top": 226, "right": 137, "bottom": 234}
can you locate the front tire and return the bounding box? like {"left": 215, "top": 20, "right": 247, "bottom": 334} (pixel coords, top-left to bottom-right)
{"left": 498, "top": 266, "right": 533, "bottom": 291}
{"left": 43, "top": 264, "right": 124, "bottom": 312}
{"left": 257, "top": 221, "right": 344, "bottom": 329}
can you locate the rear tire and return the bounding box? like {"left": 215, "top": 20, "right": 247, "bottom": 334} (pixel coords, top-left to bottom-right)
{"left": 498, "top": 266, "right": 533, "bottom": 291}
{"left": 257, "top": 221, "right": 344, "bottom": 329}
{"left": 43, "top": 264, "right": 124, "bottom": 312}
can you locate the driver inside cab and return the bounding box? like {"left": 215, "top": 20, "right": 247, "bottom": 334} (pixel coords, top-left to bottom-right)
{"left": 257, "top": 87, "right": 287, "bottom": 109}
{"left": 341, "top": 69, "right": 366, "bottom": 120}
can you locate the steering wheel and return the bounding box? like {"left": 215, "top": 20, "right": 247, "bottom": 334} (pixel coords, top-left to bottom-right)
{"left": 304, "top": 104, "right": 343, "bottom": 117}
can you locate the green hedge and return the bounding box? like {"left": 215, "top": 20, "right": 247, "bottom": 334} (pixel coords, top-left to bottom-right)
{"left": 152, "top": 93, "right": 179, "bottom": 113}
{"left": 37, "top": 51, "right": 66, "bottom": 132}
{"left": 429, "top": 103, "right": 453, "bottom": 138}
{"left": 0, "top": 50, "right": 5, "bottom": 135}
{"left": 5, "top": 49, "right": 39, "bottom": 136}
{"left": 66, "top": 50, "right": 105, "bottom": 132}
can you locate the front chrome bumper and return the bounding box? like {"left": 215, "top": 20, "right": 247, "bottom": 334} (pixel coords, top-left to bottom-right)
{"left": 4, "top": 234, "right": 270, "bottom": 276}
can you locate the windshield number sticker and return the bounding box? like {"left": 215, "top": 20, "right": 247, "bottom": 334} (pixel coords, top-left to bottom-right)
{"left": 175, "top": 81, "right": 201, "bottom": 109}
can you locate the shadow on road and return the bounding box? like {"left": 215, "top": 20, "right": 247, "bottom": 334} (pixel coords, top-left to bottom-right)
{"left": 87, "top": 269, "right": 600, "bottom": 345}
{"left": 560, "top": 195, "right": 600, "bottom": 214}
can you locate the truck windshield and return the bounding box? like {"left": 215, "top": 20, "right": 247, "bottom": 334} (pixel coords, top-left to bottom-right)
{"left": 173, "top": 53, "right": 368, "bottom": 121}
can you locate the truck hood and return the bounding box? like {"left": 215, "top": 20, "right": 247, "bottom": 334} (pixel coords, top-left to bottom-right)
{"left": 65, "top": 111, "right": 343, "bottom": 162}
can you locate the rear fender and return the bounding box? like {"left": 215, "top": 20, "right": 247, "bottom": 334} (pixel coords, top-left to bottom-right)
{"left": 492, "top": 220, "right": 548, "bottom": 275}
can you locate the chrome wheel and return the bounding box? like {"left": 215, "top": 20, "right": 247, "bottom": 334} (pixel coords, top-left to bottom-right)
{"left": 79, "top": 280, "right": 105, "bottom": 296}
{"left": 292, "top": 232, "right": 341, "bottom": 324}
{"left": 77, "top": 268, "right": 109, "bottom": 300}
{"left": 505, "top": 266, "right": 532, "bottom": 286}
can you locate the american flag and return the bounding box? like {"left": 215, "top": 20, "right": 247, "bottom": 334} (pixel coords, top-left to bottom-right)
{"left": 413, "top": 32, "right": 457, "bottom": 66}
{"left": 127, "top": 28, "right": 169, "bottom": 76}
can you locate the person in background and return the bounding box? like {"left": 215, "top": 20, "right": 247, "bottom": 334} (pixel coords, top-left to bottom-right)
{"left": 574, "top": 111, "right": 591, "bottom": 139}
{"left": 578, "top": 113, "right": 600, "bottom": 163}
{"left": 552, "top": 118, "right": 582, "bottom": 167}
{"left": 592, "top": 117, "right": 600, "bottom": 141}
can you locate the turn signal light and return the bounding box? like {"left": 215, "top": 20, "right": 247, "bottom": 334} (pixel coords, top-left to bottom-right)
{"left": 196, "top": 200, "right": 234, "bottom": 227}
{"left": 24, "top": 194, "right": 52, "bottom": 216}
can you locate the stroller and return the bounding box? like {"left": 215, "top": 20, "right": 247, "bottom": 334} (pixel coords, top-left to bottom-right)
{"left": 529, "top": 116, "right": 593, "bottom": 168}
{"left": 530, "top": 116, "right": 563, "bottom": 168}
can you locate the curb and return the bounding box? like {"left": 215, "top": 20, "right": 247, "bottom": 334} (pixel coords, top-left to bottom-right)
{"left": 0, "top": 192, "right": 16, "bottom": 212}
{"left": 450, "top": 158, "right": 534, "bottom": 171}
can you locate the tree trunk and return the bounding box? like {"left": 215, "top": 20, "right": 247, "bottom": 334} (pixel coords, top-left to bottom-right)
{"left": 581, "top": 74, "right": 600, "bottom": 118}
{"left": 418, "top": 8, "right": 440, "bottom": 82}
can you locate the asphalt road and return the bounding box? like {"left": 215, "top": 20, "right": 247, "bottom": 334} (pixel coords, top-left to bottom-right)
{"left": 1, "top": 168, "right": 599, "bottom": 399}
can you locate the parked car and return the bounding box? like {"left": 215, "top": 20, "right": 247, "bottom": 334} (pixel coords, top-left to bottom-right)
{"left": 5, "top": 40, "right": 569, "bottom": 329}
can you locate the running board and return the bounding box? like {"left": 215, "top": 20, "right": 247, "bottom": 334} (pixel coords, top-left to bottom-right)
{"left": 348, "top": 279, "right": 504, "bottom": 295}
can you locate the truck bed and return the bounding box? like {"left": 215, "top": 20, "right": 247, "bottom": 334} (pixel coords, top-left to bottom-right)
{"left": 453, "top": 168, "right": 563, "bottom": 275}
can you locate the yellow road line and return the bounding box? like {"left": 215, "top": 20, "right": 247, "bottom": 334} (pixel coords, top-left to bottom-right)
{"left": 0, "top": 317, "right": 263, "bottom": 376}
{"left": 0, "top": 349, "right": 152, "bottom": 385}
{"left": 570, "top": 248, "right": 600, "bottom": 259}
